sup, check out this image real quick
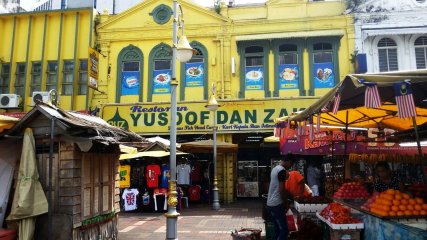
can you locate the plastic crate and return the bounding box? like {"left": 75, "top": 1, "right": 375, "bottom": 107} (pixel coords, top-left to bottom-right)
{"left": 0, "top": 229, "right": 16, "bottom": 240}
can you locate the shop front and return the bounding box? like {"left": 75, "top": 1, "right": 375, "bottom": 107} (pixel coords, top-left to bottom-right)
{"left": 102, "top": 97, "right": 319, "bottom": 203}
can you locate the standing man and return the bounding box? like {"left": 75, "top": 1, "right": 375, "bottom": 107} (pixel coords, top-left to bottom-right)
{"left": 307, "top": 161, "right": 321, "bottom": 196}
{"left": 267, "top": 159, "right": 289, "bottom": 240}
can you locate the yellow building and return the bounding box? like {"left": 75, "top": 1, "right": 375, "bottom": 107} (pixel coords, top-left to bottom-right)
{"left": 96, "top": 0, "right": 355, "bottom": 203}
{"left": 0, "top": 8, "right": 95, "bottom": 111}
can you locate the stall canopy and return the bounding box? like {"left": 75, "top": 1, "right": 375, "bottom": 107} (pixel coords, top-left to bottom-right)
{"left": 119, "top": 141, "right": 189, "bottom": 160}
{"left": 0, "top": 115, "right": 19, "bottom": 133}
{"left": 180, "top": 139, "right": 238, "bottom": 153}
{"left": 287, "top": 70, "right": 427, "bottom": 130}
{"left": 146, "top": 136, "right": 181, "bottom": 148}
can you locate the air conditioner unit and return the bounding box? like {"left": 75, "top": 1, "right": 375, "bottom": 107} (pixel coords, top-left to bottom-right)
{"left": 0, "top": 94, "right": 20, "bottom": 108}
{"left": 31, "top": 91, "right": 50, "bottom": 106}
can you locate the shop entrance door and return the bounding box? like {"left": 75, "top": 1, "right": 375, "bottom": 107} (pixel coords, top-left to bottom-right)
{"left": 237, "top": 160, "right": 259, "bottom": 197}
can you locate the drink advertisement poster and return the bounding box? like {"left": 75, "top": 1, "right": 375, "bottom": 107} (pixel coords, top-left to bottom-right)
{"left": 185, "top": 62, "right": 204, "bottom": 87}
{"left": 279, "top": 64, "right": 299, "bottom": 89}
{"left": 88, "top": 47, "right": 99, "bottom": 89}
{"left": 314, "top": 62, "right": 334, "bottom": 89}
{"left": 121, "top": 71, "right": 140, "bottom": 95}
{"left": 153, "top": 69, "right": 172, "bottom": 94}
{"left": 245, "top": 66, "right": 264, "bottom": 90}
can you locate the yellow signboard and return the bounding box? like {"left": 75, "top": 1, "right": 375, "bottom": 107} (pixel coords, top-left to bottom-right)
{"left": 101, "top": 98, "right": 319, "bottom": 135}
{"left": 119, "top": 165, "right": 131, "bottom": 188}
{"left": 88, "top": 47, "right": 99, "bottom": 89}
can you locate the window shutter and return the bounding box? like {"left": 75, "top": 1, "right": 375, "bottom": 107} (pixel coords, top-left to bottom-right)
{"left": 415, "top": 48, "right": 426, "bottom": 69}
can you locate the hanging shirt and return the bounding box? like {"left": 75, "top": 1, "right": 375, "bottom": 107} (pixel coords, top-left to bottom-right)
{"left": 122, "top": 188, "right": 139, "bottom": 211}
{"left": 146, "top": 164, "right": 161, "bottom": 188}
{"left": 160, "top": 164, "right": 170, "bottom": 188}
{"left": 191, "top": 163, "right": 203, "bottom": 183}
{"left": 177, "top": 164, "right": 192, "bottom": 185}
{"left": 119, "top": 165, "right": 131, "bottom": 188}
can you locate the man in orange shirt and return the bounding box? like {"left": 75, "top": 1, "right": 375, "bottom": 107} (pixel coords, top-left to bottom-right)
{"left": 283, "top": 155, "right": 311, "bottom": 199}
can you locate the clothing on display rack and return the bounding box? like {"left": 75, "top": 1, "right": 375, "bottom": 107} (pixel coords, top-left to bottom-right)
{"left": 160, "top": 164, "right": 170, "bottom": 188}
{"left": 146, "top": 164, "right": 161, "bottom": 188}
{"left": 189, "top": 185, "right": 201, "bottom": 201}
{"left": 191, "top": 163, "right": 203, "bottom": 183}
{"left": 119, "top": 165, "right": 131, "bottom": 188}
{"left": 153, "top": 188, "right": 168, "bottom": 211}
{"left": 122, "top": 188, "right": 139, "bottom": 211}
{"left": 132, "top": 165, "right": 145, "bottom": 187}
{"left": 142, "top": 191, "right": 150, "bottom": 206}
{"left": 177, "top": 163, "right": 192, "bottom": 185}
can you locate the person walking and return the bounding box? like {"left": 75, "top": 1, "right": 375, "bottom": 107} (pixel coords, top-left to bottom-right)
{"left": 266, "top": 159, "right": 289, "bottom": 240}
{"left": 307, "top": 161, "right": 321, "bottom": 196}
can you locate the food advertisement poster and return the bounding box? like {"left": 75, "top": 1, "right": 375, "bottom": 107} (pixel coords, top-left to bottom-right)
{"left": 245, "top": 66, "right": 264, "bottom": 90}
{"left": 185, "top": 62, "right": 204, "bottom": 87}
{"left": 88, "top": 47, "right": 99, "bottom": 89}
{"left": 153, "top": 69, "right": 171, "bottom": 94}
{"left": 279, "top": 64, "right": 299, "bottom": 89}
{"left": 313, "top": 62, "right": 334, "bottom": 88}
{"left": 121, "top": 71, "right": 140, "bottom": 95}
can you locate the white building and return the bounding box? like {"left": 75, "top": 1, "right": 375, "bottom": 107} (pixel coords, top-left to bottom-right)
{"left": 352, "top": 0, "right": 427, "bottom": 73}
{"left": 0, "top": 0, "right": 22, "bottom": 13}
{"left": 31, "top": 0, "right": 143, "bottom": 14}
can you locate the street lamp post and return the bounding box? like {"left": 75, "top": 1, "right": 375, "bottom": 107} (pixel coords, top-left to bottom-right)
{"left": 166, "top": 1, "right": 193, "bottom": 239}
{"left": 206, "top": 83, "right": 220, "bottom": 210}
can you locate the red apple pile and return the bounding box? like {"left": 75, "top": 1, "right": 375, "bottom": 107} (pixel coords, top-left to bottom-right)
{"left": 333, "top": 182, "right": 370, "bottom": 199}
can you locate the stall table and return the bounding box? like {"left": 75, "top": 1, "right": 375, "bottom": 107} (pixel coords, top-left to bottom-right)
{"left": 334, "top": 199, "right": 427, "bottom": 240}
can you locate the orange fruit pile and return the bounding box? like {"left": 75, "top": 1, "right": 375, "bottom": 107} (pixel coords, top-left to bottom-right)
{"left": 369, "top": 189, "right": 427, "bottom": 217}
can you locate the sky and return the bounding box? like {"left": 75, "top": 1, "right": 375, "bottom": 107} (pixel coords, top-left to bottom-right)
{"left": 19, "top": 0, "right": 267, "bottom": 11}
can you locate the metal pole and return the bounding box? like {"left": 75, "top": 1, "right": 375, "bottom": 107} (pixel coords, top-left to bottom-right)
{"left": 48, "top": 117, "right": 55, "bottom": 240}
{"left": 412, "top": 116, "right": 426, "bottom": 184}
{"left": 212, "top": 110, "right": 220, "bottom": 210}
{"left": 165, "top": 0, "right": 180, "bottom": 239}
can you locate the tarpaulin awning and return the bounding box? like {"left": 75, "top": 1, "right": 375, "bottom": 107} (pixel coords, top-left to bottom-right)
{"left": 146, "top": 136, "right": 181, "bottom": 148}
{"left": 0, "top": 115, "right": 19, "bottom": 133}
{"left": 119, "top": 144, "right": 138, "bottom": 154}
{"left": 180, "top": 139, "right": 238, "bottom": 153}
{"left": 277, "top": 70, "right": 427, "bottom": 131}
{"left": 120, "top": 150, "right": 189, "bottom": 160}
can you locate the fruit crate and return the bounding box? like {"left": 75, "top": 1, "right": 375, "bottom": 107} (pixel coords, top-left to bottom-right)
{"left": 294, "top": 201, "right": 328, "bottom": 213}
{"left": 316, "top": 212, "right": 364, "bottom": 230}
{"left": 329, "top": 228, "right": 361, "bottom": 240}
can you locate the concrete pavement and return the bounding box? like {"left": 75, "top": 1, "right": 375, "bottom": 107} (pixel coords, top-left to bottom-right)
{"left": 118, "top": 199, "right": 266, "bottom": 240}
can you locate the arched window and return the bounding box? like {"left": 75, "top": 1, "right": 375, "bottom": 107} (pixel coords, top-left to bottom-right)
{"left": 116, "top": 45, "right": 143, "bottom": 102}
{"left": 180, "top": 41, "right": 208, "bottom": 100}
{"left": 313, "top": 42, "right": 335, "bottom": 89}
{"left": 278, "top": 44, "right": 299, "bottom": 90}
{"left": 148, "top": 43, "right": 172, "bottom": 101}
{"left": 237, "top": 41, "right": 270, "bottom": 98}
{"left": 415, "top": 36, "right": 427, "bottom": 69}
{"left": 244, "top": 46, "right": 264, "bottom": 91}
{"left": 377, "top": 38, "right": 398, "bottom": 72}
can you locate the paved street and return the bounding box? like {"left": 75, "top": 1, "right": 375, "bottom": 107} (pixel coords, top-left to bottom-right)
{"left": 118, "top": 199, "right": 265, "bottom": 240}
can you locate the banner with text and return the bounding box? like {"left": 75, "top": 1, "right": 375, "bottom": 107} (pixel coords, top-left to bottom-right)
{"left": 88, "top": 47, "right": 99, "bottom": 89}
{"left": 102, "top": 98, "right": 319, "bottom": 134}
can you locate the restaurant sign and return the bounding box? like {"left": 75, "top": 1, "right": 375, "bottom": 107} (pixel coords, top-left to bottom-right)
{"left": 101, "top": 98, "right": 319, "bottom": 135}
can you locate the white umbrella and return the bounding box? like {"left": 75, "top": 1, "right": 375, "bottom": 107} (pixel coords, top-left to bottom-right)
{"left": 147, "top": 136, "right": 181, "bottom": 148}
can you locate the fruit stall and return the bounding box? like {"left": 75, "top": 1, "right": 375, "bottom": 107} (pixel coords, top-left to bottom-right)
{"left": 331, "top": 185, "right": 427, "bottom": 240}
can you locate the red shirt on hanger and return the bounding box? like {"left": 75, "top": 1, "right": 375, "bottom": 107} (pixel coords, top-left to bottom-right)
{"left": 146, "top": 164, "right": 161, "bottom": 188}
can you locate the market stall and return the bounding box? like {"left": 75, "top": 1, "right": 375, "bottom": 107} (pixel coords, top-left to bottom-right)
{"left": 274, "top": 70, "right": 427, "bottom": 239}
{"left": 1, "top": 102, "right": 143, "bottom": 240}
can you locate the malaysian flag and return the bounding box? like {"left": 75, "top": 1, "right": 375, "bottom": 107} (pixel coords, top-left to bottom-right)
{"left": 365, "top": 84, "right": 381, "bottom": 108}
{"left": 332, "top": 90, "right": 341, "bottom": 115}
{"left": 394, "top": 81, "right": 416, "bottom": 118}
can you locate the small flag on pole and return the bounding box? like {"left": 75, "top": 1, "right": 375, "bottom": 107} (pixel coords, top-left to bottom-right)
{"left": 316, "top": 113, "right": 321, "bottom": 133}
{"left": 332, "top": 90, "right": 341, "bottom": 115}
{"left": 364, "top": 84, "right": 381, "bottom": 108}
{"left": 309, "top": 116, "right": 314, "bottom": 142}
{"left": 394, "top": 81, "right": 416, "bottom": 118}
